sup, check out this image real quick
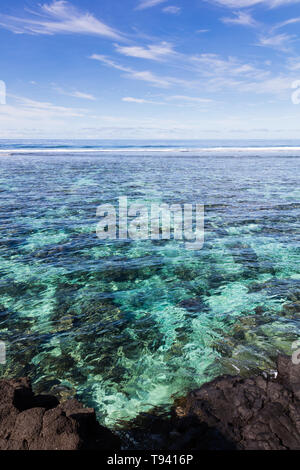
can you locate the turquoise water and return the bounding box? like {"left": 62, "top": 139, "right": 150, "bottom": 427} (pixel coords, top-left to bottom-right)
{"left": 0, "top": 140, "right": 299, "bottom": 427}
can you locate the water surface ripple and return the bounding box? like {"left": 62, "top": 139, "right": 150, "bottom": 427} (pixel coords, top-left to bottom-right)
{"left": 0, "top": 145, "right": 299, "bottom": 427}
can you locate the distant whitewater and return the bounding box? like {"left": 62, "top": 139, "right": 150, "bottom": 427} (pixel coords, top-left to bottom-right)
{"left": 1, "top": 139, "right": 300, "bottom": 157}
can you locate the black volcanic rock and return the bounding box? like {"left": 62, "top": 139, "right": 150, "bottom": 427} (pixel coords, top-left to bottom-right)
{"left": 175, "top": 354, "right": 300, "bottom": 450}
{"left": 1, "top": 355, "right": 300, "bottom": 450}
{"left": 0, "top": 377, "right": 120, "bottom": 450}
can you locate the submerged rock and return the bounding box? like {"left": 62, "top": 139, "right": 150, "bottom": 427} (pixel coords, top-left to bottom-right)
{"left": 0, "top": 377, "right": 120, "bottom": 450}
{"left": 281, "top": 301, "right": 300, "bottom": 319}
{"left": 178, "top": 298, "right": 207, "bottom": 314}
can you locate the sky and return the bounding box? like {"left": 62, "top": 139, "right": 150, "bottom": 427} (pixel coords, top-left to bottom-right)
{"left": 0, "top": 0, "right": 300, "bottom": 139}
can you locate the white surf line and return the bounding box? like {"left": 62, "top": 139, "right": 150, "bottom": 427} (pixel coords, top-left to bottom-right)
{"left": 1, "top": 146, "right": 300, "bottom": 154}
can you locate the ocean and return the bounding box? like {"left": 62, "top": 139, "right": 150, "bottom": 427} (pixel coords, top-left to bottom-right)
{"left": 0, "top": 139, "right": 299, "bottom": 427}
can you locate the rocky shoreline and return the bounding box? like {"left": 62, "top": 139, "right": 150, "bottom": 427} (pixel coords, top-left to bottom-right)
{"left": 0, "top": 377, "right": 121, "bottom": 450}
{"left": 0, "top": 354, "right": 299, "bottom": 450}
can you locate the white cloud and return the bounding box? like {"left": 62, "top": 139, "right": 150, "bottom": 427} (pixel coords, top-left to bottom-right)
{"left": 0, "top": 0, "right": 122, "bottom": 39}
{"left": 240, "top": 76, "right": 294, "bottom": 94}
{"left": 90, "top": 54, "right": 188, "bottom": 88}
{"left": 286, "top": 57, "right": 300, "bottom": 70}
{"left": 91, "top": 46, "right": 293, "bottom": 100}
{"left": 190, "top": 53, "right": 268, "bottom": 80}
{"left": 89, "top": 54, "right": 130, "bottom": 72}
{"left": 15, "top": 96, "right": 86, "bottom": 116}
{"left": 128, "top": 70, "right": 172, "bottom": 87}
{"left": 69, "top": 91, "right": 96, "bottom": 100}
{"left": 273, "top": 17, "right": 300, "bottom": 30}
{"left": 222, "top": 11, "right": 258, "bottom": 27}
{"left": 185, "top": 52, "right": 295, "bottom": 98}
{"left": 3, "top": 95, "right": 87, "bottom": 119}
{"left": 122, "top": 96, "right": 164, "bottom": 104}
{"left": 114, "top": 42, "right": 176, "bottom": 61}
{"left": 167, "top": 95, "right": 213, "bottom": 103}
{"left": 162, "top": 6, "right": 181, "bottom": 14}
{"left": 55, "top": 87, "right": 96, "bottom": 100}
{"left": 257, "top": 33, "right": 295, "bottom": 50}
{"left": 136, "top": 0, "right": 167, "bottom": 10}
{"left": 122, "top": 95, "right": 213, "bottom": 106}
{"left": 122, "top": 97, "right": 151, "bottom": 103}
{"left": 91, "top": 48, "right": 294, "bottom": 98}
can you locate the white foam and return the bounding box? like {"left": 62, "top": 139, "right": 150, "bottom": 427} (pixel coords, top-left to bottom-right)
{"left": 1, "top": 146, "right": 300, "bottom": 155}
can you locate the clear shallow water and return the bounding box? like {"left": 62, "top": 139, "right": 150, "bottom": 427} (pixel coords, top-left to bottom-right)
{"left": 0, "top": 140, "right": 299, "bottom": 428}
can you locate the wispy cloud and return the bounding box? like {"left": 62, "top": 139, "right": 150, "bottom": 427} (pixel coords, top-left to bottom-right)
{"left": 162, "top": 6, "right": 181, "bottom": 14}
{"left": 89, "top": 54, "right": 130, "bottom": 72}
{"left": 257, "top": 33, "right": 295, "bottom": 50}
{"left": 54, "top": 87, "right": 96, "bottom": 100}
{"left": 122, "top": 97, "right": 152, "bottom": 103}
{"left": 68, "top": 91, "right": 96, "bottom": 100}
{"left": 136, "top": 0, "right": 167, "bottom": 10}
{"left": 286, "top": 56, "right": 300, "bottom": 70}
{"left": 167, "top": 95, "right": 213, "bottom": 103}
{"left": 240, "top": 76, "right": 295, "bottom": 94}
{"left": 90, "top": 54, "right": 172, "bottom": 87}
{"left": 122, "top": 95, "right": 213, "bottom": 105}
{"left": 126, "top": 70, "right": 174, "bottom": 87}
{"left": 190, "top": 53, "right": 268, "bottom": 80}
{"left": 273, "top": 16, "right": 300, "bottom": 30}
{"left": 91, "top": 48, "right": 291, "bottom": 98}
{"left": 90, "top": 54, "right": 192, "bottom": 88}
{"left": 122, "top": 96, "right": 164, "bottom": 104}
{"left": 0, "top": 0, "right": 122, "bottom": 39}
{"left": 6, "top": 95, "right": 87, "bottom": 118}
{"left": 222, "top": 11, "right": 258, "bottom": 27}
{"left": 221, "top": 9, "right": 299, "bottom": 53}
{"left": 114, "top": 42, "right": 176, "bottom": 61}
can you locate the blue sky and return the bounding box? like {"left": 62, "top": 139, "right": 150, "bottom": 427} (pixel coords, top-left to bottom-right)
{"left": 0, "top": 0, "right": 300, "bottom": 139}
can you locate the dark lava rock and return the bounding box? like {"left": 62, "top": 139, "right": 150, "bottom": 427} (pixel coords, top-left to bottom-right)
{"left": 1, "top": 355, "right": 300, "bottom": 450}
{"left": 177, "top": 354, "right": 300, "bottom": 450}
{"left": 0, "top": 377, "right": 120, "bottom": 450}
